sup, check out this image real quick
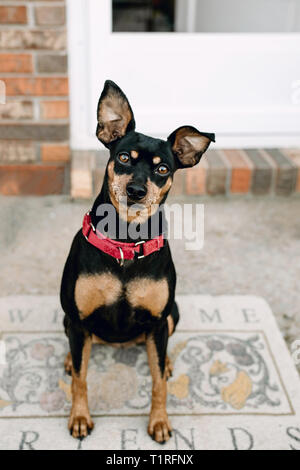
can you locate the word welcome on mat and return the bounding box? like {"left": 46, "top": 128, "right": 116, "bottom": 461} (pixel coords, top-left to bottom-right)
{"left": 0, "top": 295, "right": 300, "bottom": 450}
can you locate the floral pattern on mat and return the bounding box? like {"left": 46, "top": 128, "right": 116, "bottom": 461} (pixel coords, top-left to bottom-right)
{"left": 0, "top": 332, "right": 291, "bottom": 417}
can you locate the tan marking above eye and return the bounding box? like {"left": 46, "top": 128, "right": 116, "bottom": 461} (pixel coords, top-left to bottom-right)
{"left": 153, "top": 156, "right": 161, "bottom": 165}
{"left": 126, "top": 278, "right": 169, "bottom": 318}
{"left": 131, "top": 150, "right": 139, "bottom": 159}
{"left": 75, "top": 273, "right": 122, "bottom": 319}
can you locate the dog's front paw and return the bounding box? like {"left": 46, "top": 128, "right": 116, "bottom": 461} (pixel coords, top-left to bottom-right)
{"left": 68, "top": 409, "right": 94, "bottom": 439}
{"left": 148, "top": 410, "right": 172, "bottom": 444}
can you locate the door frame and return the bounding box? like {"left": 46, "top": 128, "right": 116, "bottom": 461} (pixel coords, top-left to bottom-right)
{"left": 67, "top": 0, "right": 300, "bottom": 149}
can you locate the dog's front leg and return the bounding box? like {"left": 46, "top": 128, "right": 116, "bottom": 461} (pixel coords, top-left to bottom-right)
{"left": 146, "top": 322, "right": 172, "bottom": 444}
{"left": 68, "top": 325, "right": 94, "bottom": 438}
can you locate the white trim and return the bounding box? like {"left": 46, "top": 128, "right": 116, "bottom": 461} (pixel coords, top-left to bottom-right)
{"left": 186, "top": 0, "right": 197, "bottom": 33}
{"left": 66, "top": 0, "right": 91, "bottom": 150}
{"left": 67, "top": 0, "right": 300, "bottom": 151}
{"left": 70, "top": 107, "right": 300, "bottom": 150}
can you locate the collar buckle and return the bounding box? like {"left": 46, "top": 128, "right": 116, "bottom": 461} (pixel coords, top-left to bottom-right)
{"left": 84, "top": 211, "right": 96, "bottom": 240}
{"left": 118, "top": 247, "right": 125, "bottom": 267}
{"left": 135, "top": 240, "right": 146, "bottom": 259}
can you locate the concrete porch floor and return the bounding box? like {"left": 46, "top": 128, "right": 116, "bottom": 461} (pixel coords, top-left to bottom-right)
{"left": 0, "top": 194, "right": 299, "bottom": 350}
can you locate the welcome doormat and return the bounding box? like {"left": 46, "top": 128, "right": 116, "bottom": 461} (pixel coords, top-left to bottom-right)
{"left": 0, "top": 295, "right": 299, "bottom": 450}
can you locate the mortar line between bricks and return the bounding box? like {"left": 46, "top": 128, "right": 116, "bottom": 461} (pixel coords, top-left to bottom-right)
{"left": 0, "top": 73, "right": 68, "bottom": 77}
{"left": 0, "top": 119, "right": 69, "bottom": 124}
{"left": 0, "top": 50, "right": 67, "bottom": 54}
{"left": 2, "top": 97, "right": 69, "bottom": 103}
{"left": 0, "top": 26, "right": 67, "bottom": 32}
{"left": 26, "top": 2, "right": 35, "bottom": 29}
{"left": 0, "top": 74, "right": 68, "bottom": 78}
{"left": 0, "top": 2, "right": 66, "bottom": 5}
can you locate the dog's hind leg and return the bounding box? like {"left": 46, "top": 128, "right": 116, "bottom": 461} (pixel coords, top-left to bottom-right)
{"left": 146, "top": 321, "right": 172, "bottom": 444}
{"left": 67, "top": 325, "right": 94, "bottom": 439}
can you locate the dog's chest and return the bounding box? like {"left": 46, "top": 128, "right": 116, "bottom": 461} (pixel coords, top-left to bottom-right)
{"left": 75, "top": 272, "right": 169, "bottom": 321}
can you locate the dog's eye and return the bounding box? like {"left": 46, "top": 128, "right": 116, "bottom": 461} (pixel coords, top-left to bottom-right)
{"left": 118, "top": 153, "right": 130, "bottom": 164}
{"left": 156, "top": 164, "right": 169, "bottom": 176}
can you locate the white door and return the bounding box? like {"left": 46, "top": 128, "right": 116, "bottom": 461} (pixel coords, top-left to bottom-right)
{"left": 67, "top": 0, "right": 300, "bottom": 149}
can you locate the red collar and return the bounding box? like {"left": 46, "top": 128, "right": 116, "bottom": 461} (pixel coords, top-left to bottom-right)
{"left": 82, "top": 212, "right": 164, "bottom": 265}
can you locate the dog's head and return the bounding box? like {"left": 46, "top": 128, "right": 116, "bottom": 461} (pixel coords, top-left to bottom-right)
{"left": 96, "top": 80, "right": 215, "bottom": 222}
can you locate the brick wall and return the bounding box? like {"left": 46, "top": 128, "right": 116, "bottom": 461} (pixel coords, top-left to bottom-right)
{"left": 0, "top": 0, "right": 69, "bottom": 195}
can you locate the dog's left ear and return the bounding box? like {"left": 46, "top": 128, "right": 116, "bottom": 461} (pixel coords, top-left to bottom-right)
{"left": 168, "top": 126, "right": 215, "bottom": 168}
{"left": 96, "top": 80, "right": 136, "bottom": 148}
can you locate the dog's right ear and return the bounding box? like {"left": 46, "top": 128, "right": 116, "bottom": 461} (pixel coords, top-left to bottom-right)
{"left": 96, "top": 80, "right": 136, "bottom": 148}
{"left": 168, "top": 126, "right": 215, "bottom": 169}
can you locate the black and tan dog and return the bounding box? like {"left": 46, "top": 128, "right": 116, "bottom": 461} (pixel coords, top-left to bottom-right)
{"left": 60, "top": 80, "right": 215, "bottom": 443}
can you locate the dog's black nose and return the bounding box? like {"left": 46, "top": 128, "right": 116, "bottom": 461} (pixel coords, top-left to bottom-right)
{"left": 126, "top": 183, "right": 147, "bottom": 201}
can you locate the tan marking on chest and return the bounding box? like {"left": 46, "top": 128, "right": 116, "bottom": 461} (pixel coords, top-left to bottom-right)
{"left": 126, "top": 278, "right": 169, "bottom": 318}
{"left": 75, "top": 273, "right": 122, "bottom": 319}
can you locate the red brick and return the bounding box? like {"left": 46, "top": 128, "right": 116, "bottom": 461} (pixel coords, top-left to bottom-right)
{"left": 185, "top": 163, "right": 207, "bottom": 195}
{"left": 0, "top": 101, "right": 33, "bottom": 119}
{"left": 0, "top": 141, "right": 35, "bottom": 163}
{"left": 37, "top": 54, "right": 67, "bottom": 73}
{"left": 41, "top": 100, "right": 69, "bottom": 119}
{"left": 41, "top": 144, "right": 70, "bottom": 162}
{"left": 0, "top": 30, "right": 66, "bottom": 51}
{"left": 0, "top": 6, "right": 27, "bottom": 24}
{"left": 0, "top": 123, "right": 69, "bottom": 140}
{"left": 0, "top": 164, "right": 66, "bottom": 195}
{"left": 2, "top": 77, "right": 68, "bottom": 96}
{"left": 206, "top": 150, "right": 227, "bottom": 195}
{"left": 283, "top": 149, "right": 300, "bottom": 192}
{"left": 35, "top": 6, "right": 65, "bottom": 26}
{"left": 0, "top": 54, "right": 32, "bottom": 73}
{"left": 264, "top": 149, "right": 297, "bottom": 195}
{"left": 230, "top": 168, "right": 252, "bottom": 193}
{"left": 222, "top": 150, "right": 252, "bottom": 193}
